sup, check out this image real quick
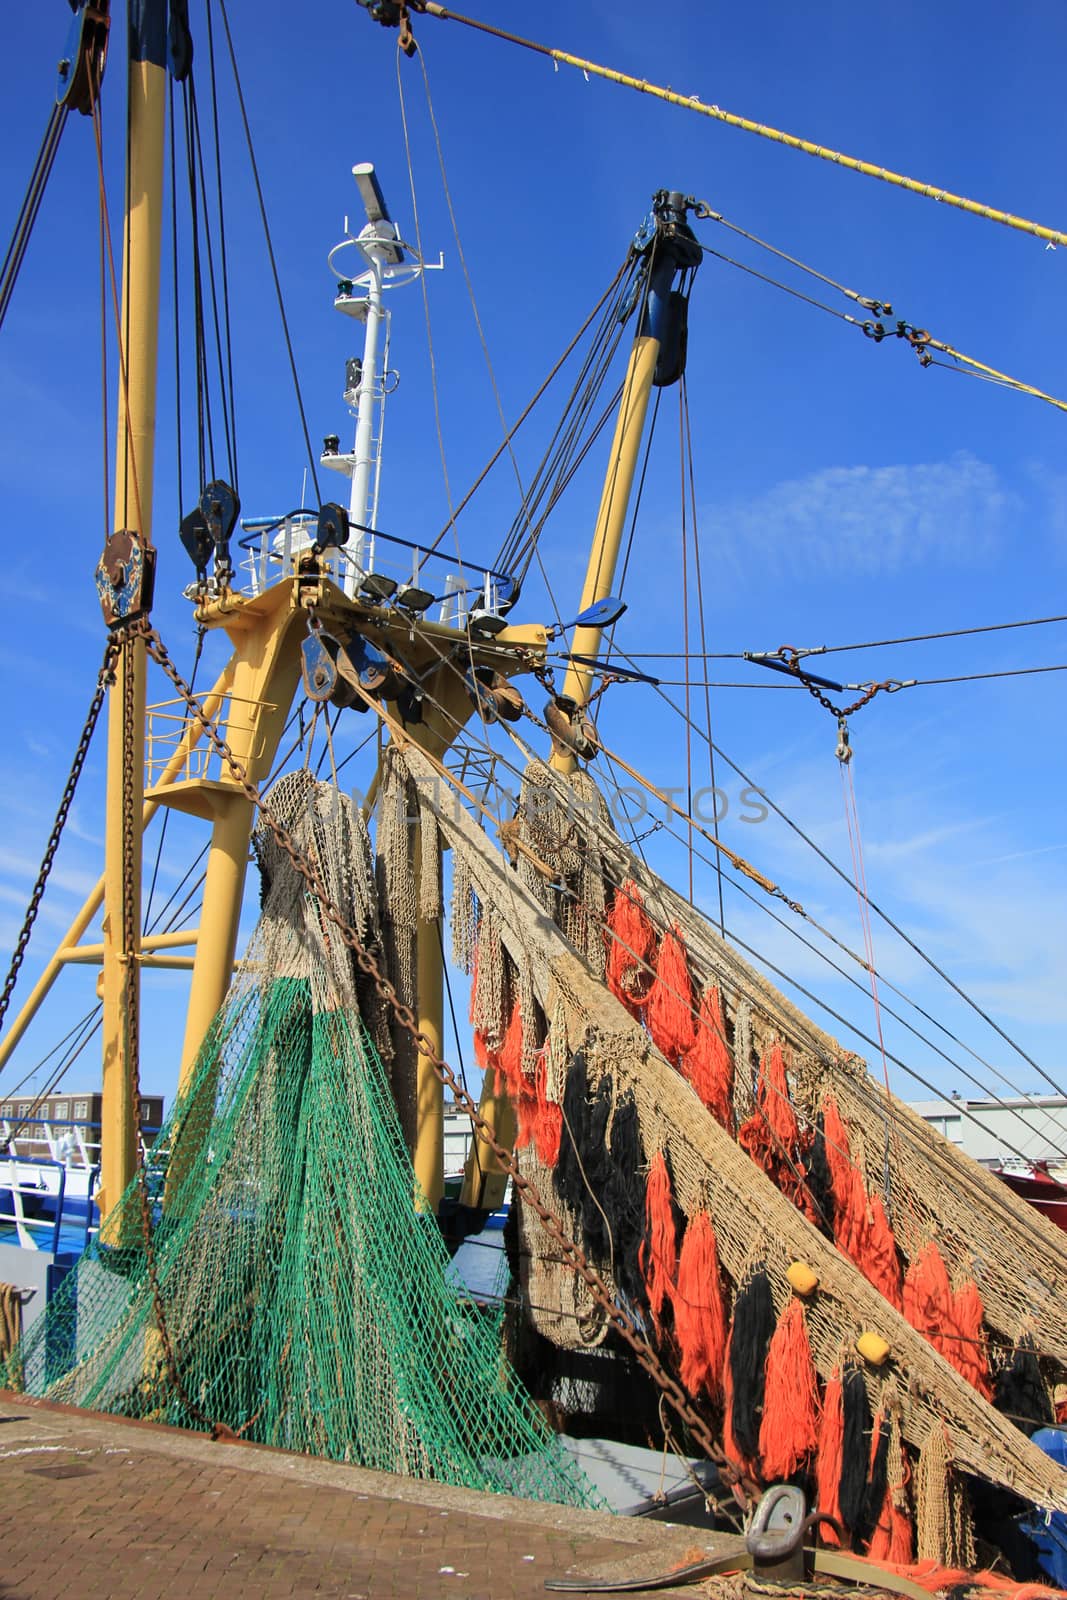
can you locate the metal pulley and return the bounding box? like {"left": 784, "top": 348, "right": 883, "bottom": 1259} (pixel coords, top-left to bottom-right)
{"left": 301, "top": 621, "right": 403, "bottom": 709}
{"left": 95, "top": 528, "right": 156, "bottom": 629}
{"left": 57, "top": 2, "right": 111, "bottom": 116}
{"left": 544, "top": 695, "right": 598, "bottom": 761}
{"left": 835, "top": 716, "right": 853, "bottom": 764}
{"left": 179, "top": 479, "right": 240, "bottom": 588}
{"left": 466, "top": 668, "right": 525, "bottom": 725}
{"left": 300, "top": 630, "right": 339, "bottom": 703}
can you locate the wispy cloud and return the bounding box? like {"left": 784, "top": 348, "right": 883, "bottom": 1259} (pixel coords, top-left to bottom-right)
{"left": 1027, "top": 462, "right": 1067, "bottom": 558}
{"left": 707, "top": 452, "right": 1014, "bottom": 580}
{"left": 0, "top": 845, "right": 98, "bottom": 899}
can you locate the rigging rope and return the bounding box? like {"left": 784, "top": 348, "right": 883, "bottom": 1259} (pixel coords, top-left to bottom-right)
{"left": 682, "top": 373, "right": 726, "bottom": 935}
{"left": 412, "top": 3, "right": 1067, "bottom": 250}
{"left": 608, "top": 643, "right": 1067, "bottom": 1099}
{"left": 91, "top": 75, "right": 147, "bottom": 545}
{"left": 0, "top": 105, "right": 68, "bottom": 336}
{"left": 216, "top": 0, "right": 321, "bottom": 501}
{"left": 695, "top": 239, "right": 1067, "bottom": 417}
{"left": 412, "top": 621, "right": 1067, "bottom": 1158}
{"left": 410, "top": 40, "right": 534, "bottom": 543}
{"left": 613, "top": 613, "right": 1067, "bottom": 659}
{"left": 412, "top": 631, "right": 1067, "bottom": 1175}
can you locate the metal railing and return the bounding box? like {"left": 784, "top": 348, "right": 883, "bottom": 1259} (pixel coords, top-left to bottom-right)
{"left": 0, "top": 1118, "right": 162, "bottom": 1254}
{"left": 144, "top": 694, "right": 276, "bottom": 786}
{"left": 237, "top": 515, "right": 515, "bottom": 627}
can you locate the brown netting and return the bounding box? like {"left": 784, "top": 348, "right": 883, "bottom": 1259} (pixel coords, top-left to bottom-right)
{"left": 393, "top": 744, "right": 1067, "bottom": 1517}
{"left": 514, "top": 1139, "right": 615, "bottom": 1350}
{"left": 450, "top": 849, "right": 478, "bottom": 975}
{"left": 508, "top": 758, "right": 1067, "bottom": 1374}
{"left": 916, "top": 1425, "right": 977, "bottom": 1568}
{"left": 375, "top": 750, "right": 419, "bottom": 1146}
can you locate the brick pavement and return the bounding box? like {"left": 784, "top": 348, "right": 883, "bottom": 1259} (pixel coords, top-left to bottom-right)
{"left": 0, "top": 1394, "right": 738, "bottom": 1599}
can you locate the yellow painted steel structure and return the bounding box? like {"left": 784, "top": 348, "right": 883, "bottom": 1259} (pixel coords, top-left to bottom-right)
{"left": 550, "top": 331, "right": 661, "bottom": 766}
{"left": 414, "top": 840, "right": 445, "bottom": 1212}
{"left": 98, "top": 52, "right": 167, "bottom": 1229}
{"left": 8, "top": 26, "right": 659, "bottom": 1227}
{"left": 459, "top": 324, "right": 664, "bottom": 1212}
{"left": 0, "top": 663, "right": 232, "bottom": 1076}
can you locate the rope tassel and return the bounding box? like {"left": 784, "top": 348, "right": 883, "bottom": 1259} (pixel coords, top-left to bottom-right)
{"left": 531, "top": 1043, "right": 562, "bottom": 1166}
{"left": 645, "top": 924, "right": 695, "bottom": 1064}
{"left": 726, "top": 1265, "right": 775, "bottom": 1465}
{"left": 604, "top": 878, "right": 657, "bottom": 1016}
{"left": 674, "top": 1210, "right": 726, "bottom": 1403}
{"left": 857, "top": 1194, "right": 903, "bottom": 1311}
{"left": 761, "top": 1041, "right": 799, "bottom": 1150}
{"left": 758, "top": 1298, "right": 820, "bottom": 1480}
{"left": 816, "top": 1369, "right": 845, "bottom": 1544}
{"left": 681, "top": 985, "right": 734, "bottom": 1129}
{"left": 950, "top": 1278, "right": 993, "bottom": 1399}
{"left": 640, "top": 1148, "right": 681, "bottom": 1336}
{"left": 494, "top": 998, "right": 526, "bottom": 1100}
{"left": 822, "top": 1094, "right": 854, "bottom": 1222}
{"left": 868, "top": 1412, "right": 914, "bottom": 1564}
{"left": 903, "top": 1240, "right": 955, "bottom": 1362}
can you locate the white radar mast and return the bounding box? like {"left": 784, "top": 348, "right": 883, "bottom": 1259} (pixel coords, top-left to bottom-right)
{"left": 322, "top": 162, "right": 442, "bottom": 597}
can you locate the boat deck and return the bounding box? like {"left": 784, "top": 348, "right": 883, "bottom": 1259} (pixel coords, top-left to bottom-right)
{"left": 0, "top": 1392, "right": 736, "bottom": 1599}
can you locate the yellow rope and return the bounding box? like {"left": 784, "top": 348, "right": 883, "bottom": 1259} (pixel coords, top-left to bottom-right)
{"left": 421, "top": 4, "right": 1067, "bottom": 250}
{"left": 925, "top": 336, "right": 1067, "bottom": 414}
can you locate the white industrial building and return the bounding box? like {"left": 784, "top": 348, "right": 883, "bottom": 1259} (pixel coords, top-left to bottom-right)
{"left": 911, "top": 1094, "right": 1067, "bottom": 1173}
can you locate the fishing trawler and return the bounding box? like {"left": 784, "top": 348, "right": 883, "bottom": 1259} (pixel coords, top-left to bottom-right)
{"left": 2, "top": 0, "right": 1067, "bottom": 1590}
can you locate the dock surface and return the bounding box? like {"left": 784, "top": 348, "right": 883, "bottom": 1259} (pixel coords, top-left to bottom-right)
{"left": 0, "top": 1393, "right": 736, "bottom": 1598}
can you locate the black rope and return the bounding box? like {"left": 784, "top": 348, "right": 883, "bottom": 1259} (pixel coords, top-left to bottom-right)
{"left": 613, "top": 610, "right": 1067, "bottom": 659}
{"left": 437, "top": 920, "right": 469, "bottom": 1098}
{"left": 610, "top": 643, "right": 1067, "bottom": 1100}
{"left": 204, "top": 0, "right": 239, "bottom": 495}
{"left": 216, "top": 0, "right": 321, "bottom": 501}
{"left": 0, "top": 104, "right": 68, "bottom": 333}
{"left": 180, "top": 78, "right": 212, "bottom": 484}
{"left": 494, "top": 252, "right": 648, "bottom": 582}
{"left": 169, "top": 75, "right": 185, "bottom": 516}
{"left": 190, "top": 74, "right": 236, "bottom": 487}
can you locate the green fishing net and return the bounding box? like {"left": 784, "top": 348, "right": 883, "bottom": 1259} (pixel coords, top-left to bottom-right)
{"left": 10, "top": 775, "right": 600, "bottom": 1509}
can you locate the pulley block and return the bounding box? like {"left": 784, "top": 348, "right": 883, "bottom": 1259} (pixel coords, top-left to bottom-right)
{"left": 303, "top": 625, "right": 404, "bottom": 710}
{"left": 314, "top": 502, "right": 350, "bottom": 554}
{"left": 544, "top": 695, "right": 598, "bottom": 761}
{"left": 301, "top": 631, "right": 339, "bottom": 703}
{"left": 58, "top": 2, "right": 111, "bottom": 116}
{"left": 200, "top": 479, "right": 240, "bottom": 583}
{"left": 466, "top": 668, "right": 524, "bottom": 725}
{"left": 95, "top": 528, "right": 156, "bottom": 629}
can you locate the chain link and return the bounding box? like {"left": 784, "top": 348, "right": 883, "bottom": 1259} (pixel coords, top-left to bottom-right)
{"left": 110, "top": 627, "right": 221, "bottom": 1436}
{"left": 774, "top": 648, "right": 892, "bottom": 721}
{"left": 0, "top": 637, "right": 120, "bottom": 1045}
{"left": 136, "top": 618, "right": 750, "bottom": 1492}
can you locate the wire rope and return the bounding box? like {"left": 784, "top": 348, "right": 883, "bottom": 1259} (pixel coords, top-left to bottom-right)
{"left": 216, "top": 0, "right": 321, "bottom": 500}
{"left": 413, "top": 4, "right": 1067, "bottom": 250}
{"left": 606, "top": 643, "right": 1067, "bottom": 1098}
{"left": 616, "top": 613, "right": 1067, "bottom": 660}
{"left": 0, "top": 104, "right": 68, "bottom": 334}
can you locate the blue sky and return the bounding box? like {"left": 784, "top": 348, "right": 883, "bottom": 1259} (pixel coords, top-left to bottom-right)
{"left": 0, "top": 1, "right": 1064, "bottom": 1138}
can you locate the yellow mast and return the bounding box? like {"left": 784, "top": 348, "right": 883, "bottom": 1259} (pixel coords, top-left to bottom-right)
{"left": 98, "top": 31, "right": 167, "bottom": 1229}
{"left": 460, "top": 192, "right": 702, "bottom": 1209}
{"left": 547, "top": 331, "right": 661, "bottom": 776}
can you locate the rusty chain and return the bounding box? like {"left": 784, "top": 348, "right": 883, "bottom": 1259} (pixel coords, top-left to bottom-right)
{"left": 0, "top": 637, "right": 120, "bottom": 1045}
{"left": 135, "top": 618, "right": 750, "bottom": 1492}
{"left": 773, "top": 647, "right": 897, "bottom": 721}
{"left": 770, "top": 647, "right": 906, "bottom": 763}
{"left": 110, "top": 627, "right": 220, "bottom": 1437}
